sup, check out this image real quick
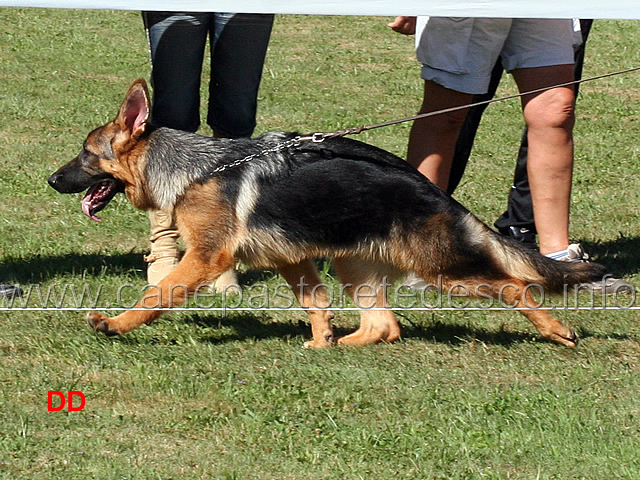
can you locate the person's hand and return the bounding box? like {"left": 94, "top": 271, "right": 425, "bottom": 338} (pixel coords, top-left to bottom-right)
{"left": 388, "top": 16, "right": 417, "bottom": 35}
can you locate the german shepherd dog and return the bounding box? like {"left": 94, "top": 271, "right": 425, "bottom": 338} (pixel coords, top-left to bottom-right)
{"left": 49, "top": 79, "right": 608, "bottom": 348}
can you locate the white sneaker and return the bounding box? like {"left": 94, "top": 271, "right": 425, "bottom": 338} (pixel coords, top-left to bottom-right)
{"left": 550, "top": 243, "right": 633, "bottom": 294}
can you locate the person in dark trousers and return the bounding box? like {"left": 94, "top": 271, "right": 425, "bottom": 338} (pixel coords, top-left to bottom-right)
{"left": 141, "top": 12, "right": 274, "bottom": 289}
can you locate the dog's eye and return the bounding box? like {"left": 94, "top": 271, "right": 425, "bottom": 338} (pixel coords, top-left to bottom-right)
{"left": 81, "top": 149, "right": 94, "bottom": 159}
{"left": 77, "top": 148, "right": 101, "bottom": 168}
{"left": 82, "top": 147, "right": 103, "bottom": 161}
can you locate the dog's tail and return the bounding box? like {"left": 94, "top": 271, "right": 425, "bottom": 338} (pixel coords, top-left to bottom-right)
{"left": 463, "top": 215, "right": 609, "bottom": 292}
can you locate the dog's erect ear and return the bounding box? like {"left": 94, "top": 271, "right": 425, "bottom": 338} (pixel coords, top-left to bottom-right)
{"left": 116, "top": 79, "right": 150, "bottom": 138}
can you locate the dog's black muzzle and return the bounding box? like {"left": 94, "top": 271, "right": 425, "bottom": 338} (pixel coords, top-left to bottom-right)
{"left": 48, "top": 156, "right": 112, "bottom": 194}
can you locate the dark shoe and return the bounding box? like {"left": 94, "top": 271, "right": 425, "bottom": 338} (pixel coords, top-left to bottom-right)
{"left": 0, "top": 284, "right": 23, "bottom": 299}
{"left": 499, "top": 226, "right": 537, "bottom": 249}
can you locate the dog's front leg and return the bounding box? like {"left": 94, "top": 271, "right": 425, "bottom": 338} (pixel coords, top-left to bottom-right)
{"left": 87, "top": 249, "right": 234, "bottom": 335}
{"left": 277, "top": 260, "right": 335, "bottom": 348}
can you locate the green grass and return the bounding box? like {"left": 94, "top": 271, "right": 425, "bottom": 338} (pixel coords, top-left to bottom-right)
{"left": 1, "top": 9, "right": 640, "bottom": 479}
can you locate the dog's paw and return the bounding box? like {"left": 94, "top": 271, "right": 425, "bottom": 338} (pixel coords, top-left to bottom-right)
{"left": 546, "top": 328, "right": 579, "bottom": 348}
{"left": 86, "top": 312, "right": 120, "bottom": 336}
{"left": 303, "top": 334, "right": 335, "bottom": 349}
{"left": 564, "top": 329, "right": 579, "bottom": 348}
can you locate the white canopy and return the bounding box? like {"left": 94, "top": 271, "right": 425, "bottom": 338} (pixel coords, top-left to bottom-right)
{"left": 0, "top": 0, "right": 638, "bottom": 20}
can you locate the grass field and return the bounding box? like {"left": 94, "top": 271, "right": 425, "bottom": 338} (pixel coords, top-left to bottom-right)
{"left": 1, "top": 9, "right": 640, "bottom": 479}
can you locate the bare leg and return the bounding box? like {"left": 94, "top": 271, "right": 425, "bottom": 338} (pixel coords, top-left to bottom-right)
{"left": 407, "top": 80, "right": 472, "bottom": 189}
{"left": 277, "top": 260, "right": 335, "bottom": 349}
{"left": 333, "top": 258, "right": 401, "bottom": 346}
{"left": 87, "top": 249, "right": 234, "bottom": 335}
{"left": 512, "top": 65, "right": 575, "bottom": 255}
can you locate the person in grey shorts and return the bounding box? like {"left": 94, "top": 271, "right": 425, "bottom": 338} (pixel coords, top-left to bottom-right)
{"left": 392, "top": 17, "right": 578, "bottom": 261}
{"left": 449, "top": 20, "right": 593, "bottom": 250}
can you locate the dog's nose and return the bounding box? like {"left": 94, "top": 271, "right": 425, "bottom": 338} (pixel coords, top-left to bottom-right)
{"left": 48, "top": 173, "right": 61, "bottom": 190}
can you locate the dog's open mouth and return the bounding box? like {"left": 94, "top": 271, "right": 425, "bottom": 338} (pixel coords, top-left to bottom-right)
{"left": 81, "top": 179, "right": 123, "bottom": 222}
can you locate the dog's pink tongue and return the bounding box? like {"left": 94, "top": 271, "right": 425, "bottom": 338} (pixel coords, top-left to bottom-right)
{"left": 81, "top": 190, "right": 102, "bottom": 222}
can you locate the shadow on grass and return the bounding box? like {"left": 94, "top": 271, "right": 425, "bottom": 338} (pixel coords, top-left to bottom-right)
{"left": 2, "top": 236, "right": 639, "bottom": 285}
{"left": 174, "top": 312, "right": 549, "bottom": 347}
{"left": 398, "top": 318, "right": 537, "bottom": 346}
{"left": 581, "top": 235, "right": 640, "bottom": 277}
{"left": 85, "top": 307, "right": 636, "bottom": 347}
{"left": 0, "top": 252, "right": 145, "bottom": 284}
{"left": 186, "top": 312, "right": 316, "bottom": 344}
{"left": 2, "top": 246, "right": 638, "bottom": 347}
{"left": 400, "top": 318, "right": 637, "bottom": 345}
{"left": 0, "top": 253, "right": 280, "bottom": 285}
{"left": 574, "top": 327, "right": 638, "bottom": 342}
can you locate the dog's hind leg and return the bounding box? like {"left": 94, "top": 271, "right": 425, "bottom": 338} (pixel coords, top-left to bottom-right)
{"left": 277, "top": 260, "right": 335, "bottom": 349}
{"left": 87, "top": 249, "right": 234, "bottom": 335}
{"left": 501, "top": 279, "right": 579, "bottom": 347}
{"left": 441, "top": 276, "right": 579, "bottom": 347}
{"left": 332, "top": 258, "right": 401, "bottom": 346}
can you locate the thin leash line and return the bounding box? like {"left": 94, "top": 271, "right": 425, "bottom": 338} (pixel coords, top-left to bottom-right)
{"left": 302, "top": 65, "right": 640, "bottom": 141}
{"left": 211, "top": 65, "right": 640, "bottom": 173}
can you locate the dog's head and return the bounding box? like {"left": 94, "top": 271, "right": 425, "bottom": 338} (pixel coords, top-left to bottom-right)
{"left": 48, "top": 79, "right": 151, "bottom": 221}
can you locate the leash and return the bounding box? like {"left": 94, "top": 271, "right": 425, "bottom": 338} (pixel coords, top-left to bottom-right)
{"left": 212, "top": 65, "right": 640, "bottom": 174}
{"left": 296, "top": 65, "right": 640, "bottom": 144}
